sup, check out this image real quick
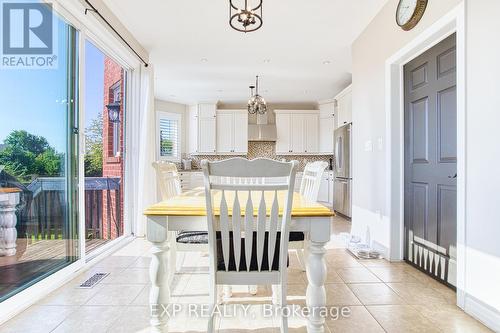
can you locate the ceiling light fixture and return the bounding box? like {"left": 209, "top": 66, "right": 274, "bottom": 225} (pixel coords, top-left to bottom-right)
{"left": 229, "top": 0, "right": 263, "bottom": 33}
{"left": 248, "top": 75, "right": 267, "bottom": 115}
{"left": 200, "top": 58, "right": 208, "bottom": 62}
{"left": 323, "top": 60, "right": 331, "bottom": 65}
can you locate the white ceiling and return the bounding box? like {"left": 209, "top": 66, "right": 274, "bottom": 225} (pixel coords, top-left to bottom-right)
{"left": 103, "top": 0, "right": 388, "bottom": 105}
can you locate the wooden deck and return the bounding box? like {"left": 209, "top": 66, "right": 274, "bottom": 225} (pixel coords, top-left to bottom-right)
{"left": 4, "top": 238, "right": 110, "bottom": 263}
{"left": 0, "top": 238, "right": 110, "bottom": 301}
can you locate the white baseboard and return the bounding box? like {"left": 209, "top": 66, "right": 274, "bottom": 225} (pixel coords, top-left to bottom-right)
{"left": 464, "top": 293, "right": 500, "bottom": 332}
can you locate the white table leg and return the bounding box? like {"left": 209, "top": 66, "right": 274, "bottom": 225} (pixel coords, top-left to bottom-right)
{"left": 168, "top": 231, "right": 177, "bottom": 286}
{"left": 147, "top": 216, "right": 170, "bottom": 332}
{"left": 306, "top": 218, "right": 330, "bottom": 333}
{"left": 0, "top": 192, "right": 20, "bottom": 257}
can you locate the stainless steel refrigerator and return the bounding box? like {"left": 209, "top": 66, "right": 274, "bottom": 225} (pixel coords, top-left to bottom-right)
{"left": 334, "top": 123, "right": 352, "bottom": 218}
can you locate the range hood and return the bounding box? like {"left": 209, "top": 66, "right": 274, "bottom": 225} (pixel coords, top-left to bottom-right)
{"left": 248, "top": 124, "right": 277, "bottom": 141}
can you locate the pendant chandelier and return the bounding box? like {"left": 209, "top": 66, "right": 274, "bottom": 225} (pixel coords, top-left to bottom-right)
{"left": 229, "top": 0, "right": 263, "bottom": 33}
{"left": 248, "top": 76, "right": 267, "bottom": 115}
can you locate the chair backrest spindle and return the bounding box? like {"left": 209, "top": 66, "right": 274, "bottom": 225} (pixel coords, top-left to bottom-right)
{"left": 201, "top": 158, "right": 298, "bottom": 276}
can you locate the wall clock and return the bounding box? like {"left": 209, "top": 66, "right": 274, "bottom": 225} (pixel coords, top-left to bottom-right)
{"left": 396, "top": 0, "right": 428, "bottom": 31}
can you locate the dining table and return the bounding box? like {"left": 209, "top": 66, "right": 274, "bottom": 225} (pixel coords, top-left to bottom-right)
{"left": 144, "top": 187, "right": 334, "bottom": 333}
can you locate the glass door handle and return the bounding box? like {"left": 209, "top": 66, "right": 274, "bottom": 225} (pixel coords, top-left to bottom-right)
{"left": 448, "top": 173, "right": 457, "bottom": 179}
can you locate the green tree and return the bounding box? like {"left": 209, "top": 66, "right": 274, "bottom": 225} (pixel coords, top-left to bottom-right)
{"left": 84, "top": 117, "right": 103, "bottom": 177}
{"left": 0, "top": 130, "right": 62, "bottom": 183}
{"left": 4, "top": 130, "right": 50, "bottom": 155}
{"left": 160, "top": 139, "right": 173, "bottom": 156}
{"left": 35, "top": 148, "right": 62, "bottom": 176}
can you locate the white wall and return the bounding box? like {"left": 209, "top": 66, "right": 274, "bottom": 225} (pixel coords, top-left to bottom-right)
{"left": 351, "top": 0, "right": 500, "bottom": 328}
{"left": 463, "top": 0, "right": 500, "bottom": 327}
{"left": 155, "top": 99, "right": 188, "bottom": 157}
{"left": 350, "top": 0, "right": 461, "bottom": 257}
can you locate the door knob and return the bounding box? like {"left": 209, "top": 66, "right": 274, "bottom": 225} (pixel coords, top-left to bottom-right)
{"left": 448, "top": 173, "right": 457, "bottom": 179}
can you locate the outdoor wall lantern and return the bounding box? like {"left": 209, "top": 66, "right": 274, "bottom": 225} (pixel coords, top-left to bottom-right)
{"left": 106, "top": 103, "right": 121, "bottom": 123}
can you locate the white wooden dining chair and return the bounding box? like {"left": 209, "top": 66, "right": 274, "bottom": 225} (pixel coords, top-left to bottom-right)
{"left": 152, "top": 161, "right": 209, "bottom": 279}
{"left": 152, "top": 161, "right": 181, "bottom": 200}
{"left": 201, "top": 158, "right": 298, "bottom": 333}
{"left": 289, "top": 161, "right": 329, "bottom": 271}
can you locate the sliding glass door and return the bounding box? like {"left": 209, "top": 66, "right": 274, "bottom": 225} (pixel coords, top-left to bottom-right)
{"left": 0, "top": 0, "right": 133, "bottom": 304}
{"left": 0, "top": 2, "right": 79, "bottom": 301}
{"left": 84, "top": 40, "right": 127, "bottom": 254}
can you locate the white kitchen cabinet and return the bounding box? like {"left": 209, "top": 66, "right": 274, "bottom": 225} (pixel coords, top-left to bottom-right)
{"left": 188, "top": 103, "right": 217, "bottom": 154}
{"left": 198, "top": 103, "right": 216, "bottom": 118}
{"left": 335, "top": 85, "right": 352, "bottom": 128}
{"left": 275, "top": 110, "right": 319, "bottom": 154}
{"left": 275, "top": 113, "right": 291, "bottom": 154}
{"left": 179, "top": 172, "right": 191, "bottom": 191}
{"left": 317, "top": 171, "right": 334, "bottom": 208}
{"left": 198, "top": 118, "right": 216, "bottom": 153}
{"left": 291, "top": 114, "right": 305, "bottom": 153}
{"left": 190, "top": 172, "right": 204, "bottom": 188}
{"left": 216, "top": 112, "right": 233, "bottom": 153}
{"left": 317, "top": 172, "right": 329, "bottom": 203}
{"left": 304, "top": 114, "right": 319, "bottom": 153}
{"left": 328, "top": 171, "right": 334, "bottom": 207}
{"left": 216, "top": 110, "right": 248, "bottom": 154}
{"left": 233, "top": 112, "right": 249, "bottom": 153}
{"left": 179, "top": 172, "right": 204, "bottom": 191}
{"left": 318, "top": 102, "right": 335, "bottom": 153}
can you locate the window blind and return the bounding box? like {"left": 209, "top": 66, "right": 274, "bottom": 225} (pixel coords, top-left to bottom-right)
{"left": 159, "top": 117, "right": 179, "bottom": 159}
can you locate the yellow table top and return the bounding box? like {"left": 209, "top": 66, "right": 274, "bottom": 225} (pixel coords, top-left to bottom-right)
{"left": 144, "top": 188, "right": 335, "bottom": 217}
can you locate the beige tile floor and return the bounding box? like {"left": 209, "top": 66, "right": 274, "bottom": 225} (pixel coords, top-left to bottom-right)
{"left": 1, "top": 216, "right": 492, "bottom": 333}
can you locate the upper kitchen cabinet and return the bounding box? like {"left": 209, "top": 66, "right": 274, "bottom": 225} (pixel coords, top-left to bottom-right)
{"left": 216, "top": 110, "right": 248, "bottom": 154}
{"left": 275, "top": 112, "right": 291, "bottom": 154}
{"left": 198, "top": 103, "right": 217, "bottom": 118}
{"left": 188, "top": 103, "right": 217, "bottom": 154}
{"left": 304, "top": 113, "right": 319, "bottom": 153}
{"left": 318, "top": 101, "right": 335, "bottom": 153}
{"left": 275, "top": 110, "right": 319, "bottom": 154}
{"left": 335, "top": 85, "right": 352, "bottom": 128}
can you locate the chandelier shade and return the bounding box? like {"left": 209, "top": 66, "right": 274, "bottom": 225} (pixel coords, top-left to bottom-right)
{"left": 229, "top": 0, "right": 263, "bottom": 33}
{"left": 248, "top": 76, "right": 267, "bottom": 115}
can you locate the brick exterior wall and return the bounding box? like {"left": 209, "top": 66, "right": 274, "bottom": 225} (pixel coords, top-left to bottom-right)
{"left": 102, "top": 56, "right": 124, "bottom": 240}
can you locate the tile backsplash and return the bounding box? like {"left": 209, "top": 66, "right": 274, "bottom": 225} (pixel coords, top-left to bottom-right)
{"left": 186, "top": 142, "right": 333, "bottom": 171}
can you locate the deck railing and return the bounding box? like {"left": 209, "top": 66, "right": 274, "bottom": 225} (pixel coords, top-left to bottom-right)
{"left": 24, "top": 177, "right": 121, "bottom": 243}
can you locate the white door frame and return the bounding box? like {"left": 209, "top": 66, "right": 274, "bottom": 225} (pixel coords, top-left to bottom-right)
{"left": 385, "top": 3, "right": 466, "bottom": 308}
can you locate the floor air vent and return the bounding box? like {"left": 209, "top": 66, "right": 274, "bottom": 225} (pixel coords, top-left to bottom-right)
{"left": 79, "top": 273, "right": 109, "bottom": 288}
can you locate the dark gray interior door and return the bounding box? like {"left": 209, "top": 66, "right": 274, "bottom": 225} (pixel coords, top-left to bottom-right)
{"left": 404, "top": 34, "right": 457, "bottom": 287}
